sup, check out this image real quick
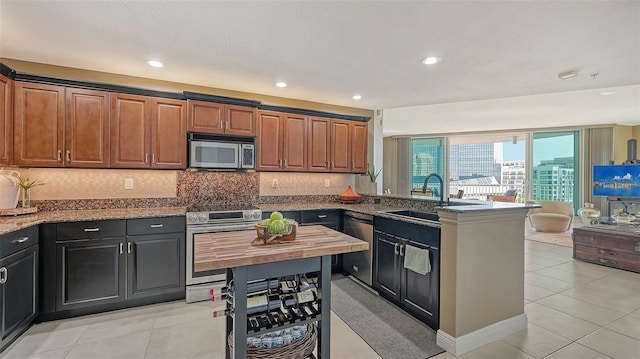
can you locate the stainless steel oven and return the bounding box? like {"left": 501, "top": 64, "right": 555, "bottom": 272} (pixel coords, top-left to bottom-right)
{"left": 186, "top": 207, "right": 262, "bottom": 303}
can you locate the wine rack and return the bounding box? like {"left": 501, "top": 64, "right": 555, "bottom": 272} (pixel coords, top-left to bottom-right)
{"left": 212, "top": 275, "right": 322, "bottom": 335}
{"left": 219, "top": 255, "right": 332, "bottom": 359}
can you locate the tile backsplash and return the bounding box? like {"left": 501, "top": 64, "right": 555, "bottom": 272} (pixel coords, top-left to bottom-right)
{"left": 259, "top": 172, "right": 355, "bottom": 196}
{"left": 10, "top": 168, "right": 177, "bottom": 200}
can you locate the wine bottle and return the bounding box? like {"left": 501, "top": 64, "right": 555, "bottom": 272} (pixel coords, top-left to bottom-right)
{"left": 234, "top": 294, "right": 281, "bottom": 315}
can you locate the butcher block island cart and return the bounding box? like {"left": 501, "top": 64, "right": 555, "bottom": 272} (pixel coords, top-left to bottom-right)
{"left": 193, "top": 225, "right": 369, "bottom": 359}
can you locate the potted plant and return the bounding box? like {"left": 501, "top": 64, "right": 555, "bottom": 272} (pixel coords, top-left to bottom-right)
{"left": 14, "top": 174, "right": 44, "bottom": 208}
{"left": 366, "top": 164, "right": 382, "bottom": 194}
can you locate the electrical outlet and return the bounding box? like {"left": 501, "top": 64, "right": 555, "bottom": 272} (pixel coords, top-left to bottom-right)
{"left": 324, "top": 179, "right": 330, "bottom": 187}
{"left": 124, "top": 178, "right": 134, "bottom": 190}
{"left": 272, "top": 178, "right": 279, "bottom": 188}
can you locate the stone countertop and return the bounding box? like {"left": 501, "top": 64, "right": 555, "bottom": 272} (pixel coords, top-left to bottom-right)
{"left": 193, "top": 225, "right": 368, "bottom": 272}
{"left": 0, "top": 207, "right": 186, "bottom": 235}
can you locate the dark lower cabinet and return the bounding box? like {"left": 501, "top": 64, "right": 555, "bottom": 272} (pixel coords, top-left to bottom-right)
{"left": 127, "top": 233, "right": 185, "bottom": 300}
{"left": 373, "top": 217, "right": 440, "bottom": 330}
{"left": 56, "top": 237, "right": 125, "bottom": 311}
{"left": 374, "top": 232, "right": 401, "bottom": 299}
{"left": 40, "top": 217, "right": 185, "bottom": 321}
{"left": 1, "top": 227, "right": 38, "bottom": 352}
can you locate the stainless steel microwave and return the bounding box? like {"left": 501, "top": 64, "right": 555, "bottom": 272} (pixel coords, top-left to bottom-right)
{"left": 188, "top": 134, "right": 255, "bottom": 169}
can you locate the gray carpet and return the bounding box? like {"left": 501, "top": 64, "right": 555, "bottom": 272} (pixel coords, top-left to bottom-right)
{"left": 331, "top": 275, "right": 444, "bottom": 359}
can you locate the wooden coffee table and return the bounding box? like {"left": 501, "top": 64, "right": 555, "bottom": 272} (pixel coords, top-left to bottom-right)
{"left": 572, "top": 223, "right": 640, "bottom": 273}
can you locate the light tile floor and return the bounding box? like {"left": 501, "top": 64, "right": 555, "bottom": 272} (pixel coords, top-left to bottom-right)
{"left": 2, "top": 239, "right": 639, "bottom": 359}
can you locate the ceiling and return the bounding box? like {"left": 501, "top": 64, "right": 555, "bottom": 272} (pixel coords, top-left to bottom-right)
{"left": 1, "top": 1, "right": 639, "bottom": 132}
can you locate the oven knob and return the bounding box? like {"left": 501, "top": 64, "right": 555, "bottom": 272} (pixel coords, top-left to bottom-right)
{"left": 188, "top": 214, "right": 198, "bottom": 223}
{"left": 198, "top": 213, "right": 208, "bottom": 223}
{"left": 244, "top": 212, "right": 251, "bottom": 219}
{"left": 253, "top": 211, "right": 261, "bottom": 219}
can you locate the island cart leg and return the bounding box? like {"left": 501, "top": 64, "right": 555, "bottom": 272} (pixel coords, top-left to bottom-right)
{"left": 232, "top": 267, "right": 248, "bottom": 359}
{"left": 225, "top": 268, "right": 233, "bottom": 359}
{"left": 317, "top": 255, "right": 331, "bottom": 358}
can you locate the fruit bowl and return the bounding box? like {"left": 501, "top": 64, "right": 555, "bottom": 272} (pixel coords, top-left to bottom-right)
{"left": 254, "top": 220, "right": 298, "bottom": 244}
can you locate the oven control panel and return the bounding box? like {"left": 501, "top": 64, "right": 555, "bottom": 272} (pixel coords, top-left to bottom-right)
{"left": 187, "top": 209, "right": 262, "bottom": 225}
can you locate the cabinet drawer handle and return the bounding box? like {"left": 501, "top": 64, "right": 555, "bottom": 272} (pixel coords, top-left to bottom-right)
{"left": 128, "top": 242, "right": 132, "bottom": 254}
{"left": 0, "top": 267, "right": 6, "bottom": 284}
{"left": 150, "top": 224, "right": 164, "bottom": 228}
{"left": 66, "top": 150, "right": 71, "bottom": 162}
{"left": 84, "top": 228, "right": 100, "bottom": 232}
{"left": 598, "top": 249, "right": 616, "bottom": 256}
{"left": 13, "top": 237, "right": 29, "bottom": 243}
{"left": 317, "top": 215, "right": 327, "bottom": 219}
{"left": 57, "top": 150, "right": 62, "bottom": 162}
{"left": 598, "top": 258, "right": 617, "bottom": 266}
{"left": 119, "top": 243, "right": 124, "bottom": 255}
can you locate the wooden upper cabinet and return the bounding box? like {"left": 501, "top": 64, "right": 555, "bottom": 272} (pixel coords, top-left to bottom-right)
{"left": 256, "top": 111, "right": 283, "bottom": 171}
{"left": 350, "top": 121, "right": 368, "bottom": 173}
{"left": 307, "top": 117, "right": 330, "bottom": 172}
{"left": 0, "top": 74, "right": 13, "bottom": 165}
{"left": 187, "top": 100, "right": 224, "bottom": 134}
{"left": 330, "top": 120, "right": 351, "bottom": 173}
{"left": 13, "top": 82, "right": 65, "bottom": 167}
{"left": 187, "top": 100, "right": 256, "bottom": 137}
{"left": 110, "top": 93, "right": 151, "bottom": 168}
{"left": 225, "top": 105, "right": 256, "bottom": 137}
{"left": 282, "top": 114, "right": 307, "bottom": 171}
{"left": 65, "top": 88, "right": 110, "bottom": 167}
{"left": 151, "top": 98, "right": 186, "bottom": 169}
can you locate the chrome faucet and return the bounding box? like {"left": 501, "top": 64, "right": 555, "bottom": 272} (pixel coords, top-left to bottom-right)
{"left": 422, "top": 173, "right": 444, "bottom": 206}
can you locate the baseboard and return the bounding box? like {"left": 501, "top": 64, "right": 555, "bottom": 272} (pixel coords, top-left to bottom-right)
{"left": 436, "top": 313, "right": 527, "bottom": 356}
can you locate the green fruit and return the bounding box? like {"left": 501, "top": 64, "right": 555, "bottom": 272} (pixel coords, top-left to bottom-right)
{"left": 270, "top": 211, "right": 284, "bottom": 221}
{"left": 268, "top": 219, "right": 287, "bottom": 234}
{"left": 261, "top": 219, "right": 271, "bottom": 226}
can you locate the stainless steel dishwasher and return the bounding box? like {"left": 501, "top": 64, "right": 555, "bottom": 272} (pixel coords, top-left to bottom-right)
{"left": 342, "top": 211, "right": 374, "bottom": 285}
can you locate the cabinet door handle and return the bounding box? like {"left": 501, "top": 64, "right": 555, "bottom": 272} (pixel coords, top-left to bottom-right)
{"left": 119, "top": 243, "right": 124, "bottom": 255}
{"left": 127, "top": 242, "right": 132, "bottom": 254}
{"left": 84, "top": 228, "right": 100, "bottom": 232}
{"left": 318, "top": 215, "right": 327, "bottom": 219}
{"left": 279, "top": 159, "right": 283, "bottom": 167}
{"left": 394, "top": 243, "right": 400, "bottom": 255}
{"left": 150, "top": 224, "right": 164, "bottom": 228}
{"left": 13, "top": 236, "right": 29, "bottom": 243}
{"left": 0, "top": 267, "right": 7, "bottom": 284}
{"left": 400, "top": 244, "right": 405, "bottom": 257}
{"left": 352, "top": 161, "right": 355, "bottom": 169}
{"left": 283, "top": 159, "right": 287, "bottom": 167}
{"left": 598, "top": 249, "right": 616, "bottom": 256}
{"left": 57, "top": 150, "right": 62, "bottom": 162}
{"left": 145, "top": 153, "right": 149, "bottom": 163}
{"left": 152, "top": 153, "right": 156, "bottom": 164}
{"left": 226, "top": 120, "right": 230, "bottom": 130}
{"left": 66, "top": 150, "right": 71, "bottom": 162}
{"left": 598, "top": 258, "right": 617, "bottom": 266}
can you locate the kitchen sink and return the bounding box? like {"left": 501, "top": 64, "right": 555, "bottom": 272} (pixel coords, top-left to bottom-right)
{"left": 382, "top": 210, "right": 440, "bottom": 222}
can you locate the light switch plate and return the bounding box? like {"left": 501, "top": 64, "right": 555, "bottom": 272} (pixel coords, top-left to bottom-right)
{"left": 124, "top": 178, "right": 134, "bottom": 190}
{"left": 324, "top": 179, "right": 330, "bottom": 187}
{"left": 272, "top": 178, "right": 279, "bottom": 188}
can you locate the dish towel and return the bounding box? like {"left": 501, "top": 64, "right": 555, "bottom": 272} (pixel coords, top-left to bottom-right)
{"left": 403, "top": 244, "right": 431, "bottom": 275}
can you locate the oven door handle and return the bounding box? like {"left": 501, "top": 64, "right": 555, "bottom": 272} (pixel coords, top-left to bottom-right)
{"left": 188, "top": 223, "right": 256, "bottom": 234}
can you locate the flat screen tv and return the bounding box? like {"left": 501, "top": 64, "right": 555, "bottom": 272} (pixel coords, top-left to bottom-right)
{"left": 593, "top": 164, "right": 640, "bottom": 197}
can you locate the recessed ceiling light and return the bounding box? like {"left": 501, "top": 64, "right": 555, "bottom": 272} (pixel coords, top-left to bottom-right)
{"left": 600, "top": 92, "right": 616, "bottom": 95}
{"left": 146, "top": 60, "right": 164, "bottom": 68}
{"left": 557, "top": 70, "right": 579, "bottom": 80}
{"left": 352, "top": 95, "right": 362, "bottom": 100}
{"left": 275, "top": 82, "right": 287, "bottom": 88}
{"left": 421, "top": 56, "right": 441, "bottom": 65}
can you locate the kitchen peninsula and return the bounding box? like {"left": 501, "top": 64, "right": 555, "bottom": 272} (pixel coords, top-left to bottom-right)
{"left": 193, "top": 225, "right": 369, "bottom": 359}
